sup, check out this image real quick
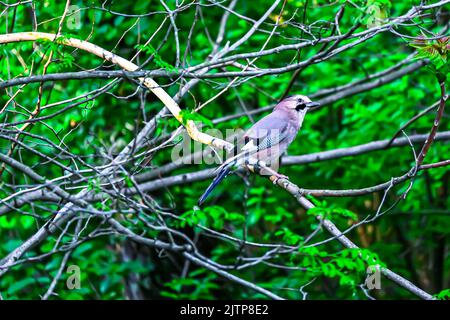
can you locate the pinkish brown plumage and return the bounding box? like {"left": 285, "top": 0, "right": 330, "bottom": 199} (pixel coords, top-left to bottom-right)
{"left": 198, "top": 95, "right": 319, "bottom": 206}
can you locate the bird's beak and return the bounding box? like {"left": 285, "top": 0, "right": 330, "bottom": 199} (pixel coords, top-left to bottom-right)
{"left": 306, "top": 101, "right": 320, "bottom": 108}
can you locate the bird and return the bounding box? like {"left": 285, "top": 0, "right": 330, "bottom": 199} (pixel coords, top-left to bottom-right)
{"left": 198, "top": 94, "right": 319, "bottom": 206}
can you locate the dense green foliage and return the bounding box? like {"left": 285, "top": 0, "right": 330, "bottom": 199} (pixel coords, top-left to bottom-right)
{"left": 0, "top": 0, "right": 449, "bottom": 300}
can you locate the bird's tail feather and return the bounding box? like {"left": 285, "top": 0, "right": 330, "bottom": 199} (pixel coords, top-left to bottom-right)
{"left": 198, "top": 161, "right": 234, "bottom": 206}
{"left": 214, "top": 149, "right": 252, "bottom": 174}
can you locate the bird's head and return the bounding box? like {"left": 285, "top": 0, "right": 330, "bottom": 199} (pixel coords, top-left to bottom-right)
{"left": 276, "top": 95, "right": 320, "bottom": 114}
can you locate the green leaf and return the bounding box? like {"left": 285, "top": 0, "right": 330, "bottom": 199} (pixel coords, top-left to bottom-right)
{"left": 435, "top": 288, "right": 450, "bottom": 300}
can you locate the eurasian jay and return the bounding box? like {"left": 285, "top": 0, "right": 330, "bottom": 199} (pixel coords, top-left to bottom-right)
{"left": 198, "top": 95, "right": 318, "bottom": 206}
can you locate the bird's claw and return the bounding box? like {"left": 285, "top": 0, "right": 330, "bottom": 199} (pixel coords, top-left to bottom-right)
{"left": 272, "top": 173, "right": 289, "bottom": 184}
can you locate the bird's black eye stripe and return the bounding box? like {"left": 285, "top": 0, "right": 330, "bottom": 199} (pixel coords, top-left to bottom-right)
{"left": 295, "top": 103, "right": 306, "bottom": 111}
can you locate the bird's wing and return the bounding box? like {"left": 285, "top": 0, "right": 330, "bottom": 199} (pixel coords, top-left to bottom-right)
{"left": 242, "top": 113, "right": 290, "bottom": 152}
{"left": 215, "top": 112, "right": 289, "bottom": 172}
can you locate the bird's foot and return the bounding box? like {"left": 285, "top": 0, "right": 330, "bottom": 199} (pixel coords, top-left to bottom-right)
{"left": 272, "top": 173, "right": 289, "bottom": 184}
